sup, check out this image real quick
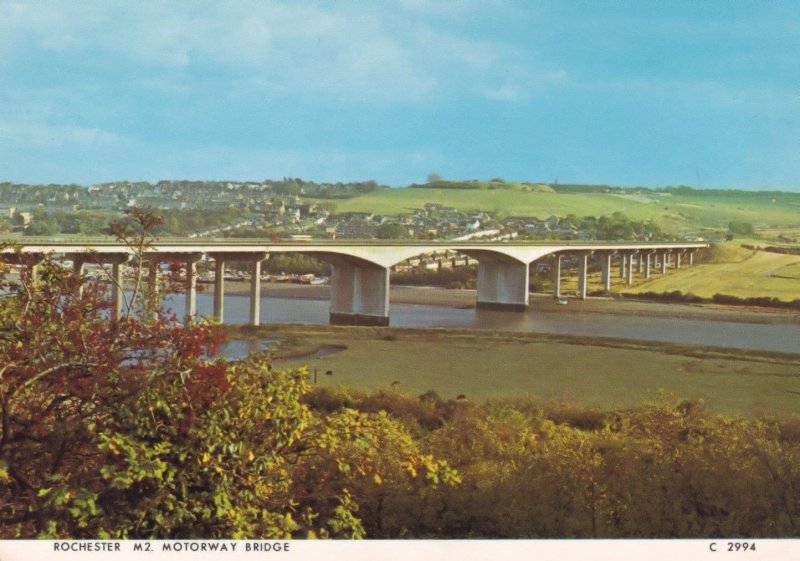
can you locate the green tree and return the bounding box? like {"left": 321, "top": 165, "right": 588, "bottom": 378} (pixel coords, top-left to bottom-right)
{"left": 728, "top": 221, "right": 755, "bottom": 236}
{"left": 375, "top": 223, "right": 410, "bottom": 239}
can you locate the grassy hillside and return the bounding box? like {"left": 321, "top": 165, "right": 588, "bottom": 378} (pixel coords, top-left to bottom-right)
{"left": 312, "top": 188, "right": 635, "bottom": 218}
{"left": 619, "top": 245, "right": 800, "bottom": 301}
{"left": 311, "top": 187, "right": 800, "bottom": 234}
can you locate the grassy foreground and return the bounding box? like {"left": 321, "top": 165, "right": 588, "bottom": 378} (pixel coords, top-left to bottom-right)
{"left": 229, "top": 325, "right": 800, "bottom": 418}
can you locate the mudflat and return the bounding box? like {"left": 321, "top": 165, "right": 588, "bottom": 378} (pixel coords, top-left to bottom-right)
{"left": 228, "top": 323, "right": 800, "bottom": 418}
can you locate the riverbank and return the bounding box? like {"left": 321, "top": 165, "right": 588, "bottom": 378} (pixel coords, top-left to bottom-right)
{"left": 225, "top": 323, "right": 800, "bottom": 418}
{"left": 219, "top": 281, "right": 800, "bottom": 325}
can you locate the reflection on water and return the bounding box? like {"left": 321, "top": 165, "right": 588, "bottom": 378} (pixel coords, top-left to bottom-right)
{"left": 157, "top": 293, "right": 800, "bottom": 355}
{"left": 218, "top": 339, "right": 278, "bottom": 358}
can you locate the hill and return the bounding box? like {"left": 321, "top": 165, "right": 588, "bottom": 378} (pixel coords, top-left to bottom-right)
{"left": 310, "top": 184, "right": 800, "bottom": 236}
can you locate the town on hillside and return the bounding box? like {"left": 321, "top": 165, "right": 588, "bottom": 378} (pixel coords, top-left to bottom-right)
{"left": 0, "top": 178, "right": 711, "bottom": 243}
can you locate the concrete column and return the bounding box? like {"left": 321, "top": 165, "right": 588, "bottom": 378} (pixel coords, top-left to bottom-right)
{"left": 645, "top": 252, "right": 652, "bottom": 279}
{"left": 147, "top": 260, "right": 160, "bottom": 296}
{"left": 111, "top": 260, "right": 124, "bottom": 322}
{"left": 249, "top": 258, "right": 264, "bottom": 326}
{"left": 185, "top": 258, "right": 198, "bottom": 321}
{"left": 26, "top": 255, "right": 44, "bottom": 287}
{"left": 619, "top": 254, "right": 627, "bottom": 278}
{"left": 552, "top": 254, "right": 562, "bottom": 298}
{"left": 636, "top": 252, "right": 643, "bottom": 274}
{"left": 89, "top": 253, "right": 130, "bottom": 323}
{"left": 67, "top": 252, "right": 128, "bottom": 313}
{"left": 71, "top": 256, "right": 86, "bottom": 277}
{"left": 70, "top": 255, "right": 87, "bottom": 296}
{"left": 177, "top": 253, "right": 204, "bottom": 323}
{"left": 476, "top": 258, "right": 530, "bottom": 310}
{"left": 676, "top": 252, "right": 682, "bottom": 269}
{"left": 577, "top": 253, "right": 588, "bottom": 300}
{"left": 213, "top": 257, "right": 226, "bottom": 323}
{"left": 626, "top": 253, "right": 634, "bottom": 285}
{"left": 330, "top": 261, "right": 391, "bottom": 326}
{"left": 689, "top": 251, "right": 694, "bottom": 265}
{"left": 599, "top": 253, "right": 612, "bottom": 292}
{"left": 2, "top": 253, "right": 44, "bottom": 287}
{"left": 660, "top": 252, "right": 667, "bottom": 274}
{"left": 30, "top": 263, "right": 40, "bottom": 286}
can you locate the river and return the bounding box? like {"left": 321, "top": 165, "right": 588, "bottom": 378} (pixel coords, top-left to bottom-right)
{"left": 157, "top": 292, "right": 800, "bottom": 355}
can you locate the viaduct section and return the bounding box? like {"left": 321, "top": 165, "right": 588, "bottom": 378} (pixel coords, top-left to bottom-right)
{"left": 3, "top": 240, "right": 708, "bottom": 326}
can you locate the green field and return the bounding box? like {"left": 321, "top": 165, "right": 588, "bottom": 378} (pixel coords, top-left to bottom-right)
{"left": 772, "top": 262, "right": 800, "bottom": 280}
{"left": 310, "top": 188, "right": 800, "bottom": 232}
{"left": 619, "top": 245, "right": 800, "bottom": 301}
{"left": 239, "top": 326, "right": 800, "bottom": 418}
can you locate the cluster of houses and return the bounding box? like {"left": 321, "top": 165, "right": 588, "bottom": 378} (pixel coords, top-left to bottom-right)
{"left": 1, "top": 181, "right": 598, "bottom": 241}
{"left": 327, "top": 204, "right": 591, "bottom": 241}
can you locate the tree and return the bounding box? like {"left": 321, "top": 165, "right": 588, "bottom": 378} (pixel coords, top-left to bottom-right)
{"left": 0, "top": 208, "right": 457, "bottom": 538}
{"left": 728, "top": 221, "right": 755, "bottom": 236}
{"left": 375, "top": 223, "right": 410, "bottom": 240}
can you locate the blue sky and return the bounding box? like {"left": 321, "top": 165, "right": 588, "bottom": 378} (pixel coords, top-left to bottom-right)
{"left": 1, "top": 1, "right": 798, "bottom": 190}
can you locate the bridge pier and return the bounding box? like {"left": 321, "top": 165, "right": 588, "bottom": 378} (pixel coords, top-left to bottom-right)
{"left": 208, "top": 252, "right": 268, "bottom": 325}
{"left": 104, "top": 254, "right": 131, "bottom": 322}
{"left": 645, "top": 252, "right": 652, "bottom": 279}
{"left": 475, "top": 257, "right": 529, "bottom": 310}
{"left": 660, "top": 252, "right": 668, "bottom": 274}
{"left": 1, "top": 253, "right": 44, "bottom": 286}
{"left": 626, "top": 253, "right": 634, "bottom": 285}
{"left": 599, "top": 252, "right": 612, "bottom": 292}
{"left": 676, "top": 252, "right": 682, "bottom": 269}
{"left": 329, "top": 261, "right": 390, "bottom": 326}
{"left": 248, "top": 254, "right": 268, "bottom": 326}
{"left": 66, "top": 252, "right": 129, "bottom": 317}
{"left": 552, "top": 254, "right": 562, "bottom": 298}
{"left": 183, "top": 254, "right": 203, "bottom": 322}
{"left": 212, "top": 256, "right": 226, "bottom": 322}
{"left": 67, "top": 254, "right": 88, "bottom": 296}
{"left": 577, "top": 253, "right": 589, "bottom": 300}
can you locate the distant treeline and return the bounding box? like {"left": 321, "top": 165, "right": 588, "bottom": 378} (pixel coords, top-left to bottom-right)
{"left": 392, "top": 265, "right": 478, "bottom": 289}
{"left": 550, "top": 183, "right": 800, "bottom": 198}
{"left": 625, "top": 290, "right": 800, "bottom": 310}
{"left": 741, "top": 244, "right": 800, "bottom": 255}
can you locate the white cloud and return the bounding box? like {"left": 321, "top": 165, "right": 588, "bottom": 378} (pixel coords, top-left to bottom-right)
{"left": 2, "top": 1, "right": 559, "bottom": 104}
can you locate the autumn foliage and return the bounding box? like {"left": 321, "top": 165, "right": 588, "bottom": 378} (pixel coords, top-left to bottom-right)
{"left": 307, "top": 386, "right": 800, "bottom": 538}
{"left": 0, "top": 208, "right": 457, "bottom": 538}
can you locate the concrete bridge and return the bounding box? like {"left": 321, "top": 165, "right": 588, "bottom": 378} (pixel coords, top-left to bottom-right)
{"left": 3, "top": 240, "right": 708, "bottom": 326}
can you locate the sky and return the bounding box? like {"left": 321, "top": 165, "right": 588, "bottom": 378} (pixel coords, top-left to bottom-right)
{"left": 1, "top": 0, "right": 799, "bottom": 190}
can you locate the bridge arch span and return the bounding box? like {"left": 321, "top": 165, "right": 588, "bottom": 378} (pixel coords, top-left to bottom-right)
{"left": 268, "top": 244, "right": 567, "bottom": 269}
